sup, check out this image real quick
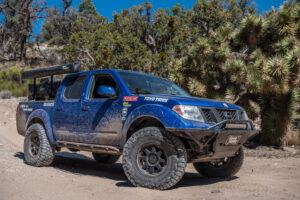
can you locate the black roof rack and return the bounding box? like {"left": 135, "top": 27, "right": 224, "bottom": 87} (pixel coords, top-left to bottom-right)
{"left": 22, "top": 62, "right": 81, "bottom": 80}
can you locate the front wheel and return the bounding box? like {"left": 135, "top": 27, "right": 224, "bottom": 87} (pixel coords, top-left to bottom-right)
{"left": 193, "top": 147, "right": 244, "bottom": 178}
{"left": 122, "top": 127, "right": 187, "bottom": 190}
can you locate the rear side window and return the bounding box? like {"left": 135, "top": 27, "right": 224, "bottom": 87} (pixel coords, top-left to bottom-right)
{"left": 63, "top": 75, "right": 86, "bottom": 100}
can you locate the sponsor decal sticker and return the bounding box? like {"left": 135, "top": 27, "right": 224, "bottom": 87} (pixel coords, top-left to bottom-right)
{"left": 43, "top": 102, "right": 54, "bottom": 107}
{"left": 144, "top": 97, "right": 168, "bottom": 103}
{"left": 123, "top": 96, "right": 138, "bottom": 101}
{"left": 223, "top": 103, "right": 228, "bottom": 108}
{"left": 122, "top": 108, "right": 128, "bottom": 116}
{"left": 20, "top": 104, "right": 32, "bottom": 111}
{"left": 123, "top": 102, "right": 132, "bottom": 107}
{"left": 122, "top": 107, "right": 128, "bottom": 121}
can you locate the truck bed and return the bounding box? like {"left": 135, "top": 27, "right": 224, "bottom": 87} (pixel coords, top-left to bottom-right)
{"left": 16, "top": 100, "right": 55, "bottom": 136}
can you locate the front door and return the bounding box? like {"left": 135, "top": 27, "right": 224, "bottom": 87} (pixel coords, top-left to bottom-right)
{"left": 77, "top": 73, "right": 123, "bottom": 146}
{"left": 53, "top": 75, "right": 87, "bottom": 142}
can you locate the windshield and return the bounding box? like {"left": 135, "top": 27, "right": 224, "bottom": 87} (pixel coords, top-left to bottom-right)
{"left": 117, "top": 71, "right": 191, "bottom": 97}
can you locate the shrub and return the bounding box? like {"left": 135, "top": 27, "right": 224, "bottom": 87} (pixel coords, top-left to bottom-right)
{"left": 0, "top": 67, "right": 28, "bottom": 97}
{"left": 0, "top": 90, "right": 12, "bottom": 99}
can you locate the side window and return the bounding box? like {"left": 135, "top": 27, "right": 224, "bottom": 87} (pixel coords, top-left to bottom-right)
{"left": 89, "top": 74, "right": 118, "bottom": 99}
{"left": 63, "top": 75, "right": 86, "bottom": 100}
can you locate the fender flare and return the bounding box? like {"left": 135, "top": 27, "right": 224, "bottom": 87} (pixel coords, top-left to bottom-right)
{"left": 26, "top": 109, "right": 56, "bottom": 144}
{"left": 121, "top": 104, "right": 185, "bottom": 143}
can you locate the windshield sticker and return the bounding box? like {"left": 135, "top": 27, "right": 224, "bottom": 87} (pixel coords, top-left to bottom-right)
{"left": 144, "top": 97, "right": 168, "bottom": 103}
{"left": 123, "top": 96, "right": 138, "bottom": 101}
{"left": 43, "top": 102, "right": 54, "bottom": 107}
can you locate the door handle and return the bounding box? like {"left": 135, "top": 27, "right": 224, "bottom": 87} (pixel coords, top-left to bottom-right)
{"left": 81, "top": 100, "right": 88, "bottom": 111}
{"left": 81, "top": 100, "right": 97, "bottom": 111}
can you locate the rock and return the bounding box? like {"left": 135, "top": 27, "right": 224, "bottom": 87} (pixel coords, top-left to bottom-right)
{"left": 253, "top": 192, "right": 260, "bottom": 197}
{"left": 211, "top": 189, "right": 221, "bottom": 194}
{"left": 282, "top": 147, "right": 297, "bottom": 154}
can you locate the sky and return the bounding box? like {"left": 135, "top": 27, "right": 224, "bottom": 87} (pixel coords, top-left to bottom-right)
{"left": 33, "top": 0, "right": 287, "bottom": 37}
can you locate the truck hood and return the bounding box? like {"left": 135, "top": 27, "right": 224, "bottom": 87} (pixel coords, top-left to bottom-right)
{"left": 140, "top": 94, "right": 242, "bottom": 110}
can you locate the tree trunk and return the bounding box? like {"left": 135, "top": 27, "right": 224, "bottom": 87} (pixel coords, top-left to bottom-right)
{"left": 259, "top": 91, "right": 295, "bottom": 146}
{"left": 20, "top": 36, "right": 27, "bottom": 61}
{"left": 19, "top": 0, "right": 33, "bottom": 61}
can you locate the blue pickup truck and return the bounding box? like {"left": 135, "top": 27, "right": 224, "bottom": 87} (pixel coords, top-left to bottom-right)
{"left": 17, "top": 63, "right": 257, "bottom": 190}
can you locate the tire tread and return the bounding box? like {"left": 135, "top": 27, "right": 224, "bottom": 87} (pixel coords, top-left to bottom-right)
{"left": 122, "top": 127, "right": 186, "bottom": 190}
{"left": 24, "top": 123, "right": 54, "bottom": 167}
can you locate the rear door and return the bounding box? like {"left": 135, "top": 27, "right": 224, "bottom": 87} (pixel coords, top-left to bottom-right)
{"left": 52, "top": 74, "right": 87, "bottom": 142}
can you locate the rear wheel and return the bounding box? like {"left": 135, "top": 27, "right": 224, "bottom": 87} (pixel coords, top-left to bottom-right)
{"left": 92, "top": 153, "right": 120, "bottom": 164}
{"left": 193, "top": 147, "right": 244, "bottom": 178}
{"left": 122, "top": 127, "right": 187, "bottom": 190}
{"left": 24, "top": 123, "right": 54, "bottom": 167}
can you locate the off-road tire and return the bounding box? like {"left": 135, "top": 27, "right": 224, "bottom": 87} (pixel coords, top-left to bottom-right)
{"left": 122, "top": 127, "right": 187, "bottom": 190}
{"left": 24, "top": 123, "right": 54, "bottom": 167}
{"left": 193, "top": 147, "right": 244, "bottom": 178}
{"left": 92, "top": 153, "right": 120, "bottom": 164}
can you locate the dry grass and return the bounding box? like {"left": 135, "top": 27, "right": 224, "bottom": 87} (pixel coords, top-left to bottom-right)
{"left": 283, "top": 130, "right": 300, "bottom": 145}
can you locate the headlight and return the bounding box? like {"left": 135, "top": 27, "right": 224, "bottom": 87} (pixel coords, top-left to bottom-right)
{"left": 241, "top": 111, "right": 249, "bottom": 120}
{"left": 172, "top": 105, "right": 204, "bottom": 122}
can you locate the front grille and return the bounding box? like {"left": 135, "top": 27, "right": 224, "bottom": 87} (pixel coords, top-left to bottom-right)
{"left": 200, "top": 107, "right": 239, "bottom": 123}
{"left": 202, "top": 108, "right": 216, "bottom": 123}
{"left": 216, "top": 109, "right": 237, "bottom": 120}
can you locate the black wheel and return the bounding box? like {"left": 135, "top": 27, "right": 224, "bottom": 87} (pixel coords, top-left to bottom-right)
{"left": 122, "top": 127, "right": 187, "bottom": 190}
{"left": 24, "top": 123, "right": 55, "bottom": 167}
{"left": 92, "top": 153, "right": 120, "bottom": 164}
{"left": 193, "top": 147, "right": 244, "bottom": 178}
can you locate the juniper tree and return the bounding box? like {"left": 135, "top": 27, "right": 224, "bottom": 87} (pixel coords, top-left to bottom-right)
{"left": 0, "top": 0, "right": 46, "bottom": 61}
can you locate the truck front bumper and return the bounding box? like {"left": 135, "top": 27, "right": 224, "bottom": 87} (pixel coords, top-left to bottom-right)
{"left": 166, "top": 120, "right": 258, "bottom": 162}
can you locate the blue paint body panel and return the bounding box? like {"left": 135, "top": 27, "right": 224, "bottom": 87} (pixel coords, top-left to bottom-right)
{"left": 16, "top": 69, "right": 249, "bottom": 149}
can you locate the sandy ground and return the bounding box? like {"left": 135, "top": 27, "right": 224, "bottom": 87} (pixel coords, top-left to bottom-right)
{"left": 0, "top": 98, "right": 300, "bottom": 200}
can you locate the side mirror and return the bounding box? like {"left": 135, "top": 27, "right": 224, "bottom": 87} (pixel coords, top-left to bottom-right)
{"left": 97, "top": 85, "right": 117, "bottom": 98}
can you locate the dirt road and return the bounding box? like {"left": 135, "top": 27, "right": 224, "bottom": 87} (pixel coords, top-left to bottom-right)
{"left": 0, "top": 98, "right": 300, "bottom": 200}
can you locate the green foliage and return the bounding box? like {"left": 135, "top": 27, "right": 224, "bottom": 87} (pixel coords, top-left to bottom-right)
{"left": 0, "top": 67, "right": 28, "bottom": 97}
{"left": 79, "top": 0, "right": 98, "bottom": 16}
{"left": 78, "top": 0, "right": 107, "bottom": 23}
{"left": 41, "top": 6, "right": 76, "bottom": 45}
